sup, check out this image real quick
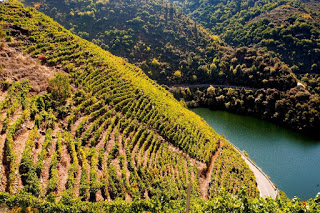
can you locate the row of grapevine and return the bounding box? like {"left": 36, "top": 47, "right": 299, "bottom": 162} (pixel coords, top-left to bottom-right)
{"left": 210, "top": 144, "right": 258, "bottom": 197}
{"left": 0, "top": 0, "right": 259, "bottom": 203}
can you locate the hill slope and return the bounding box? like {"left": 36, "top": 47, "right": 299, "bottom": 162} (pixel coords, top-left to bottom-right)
{"left": 172, "top": 0, "right": 320, "bottom": 74}
{"left": 0, "top": 0, "right": 258, "bottom": 203}
{"left": 24, "top": 0, "right": 298, "bottom": 91}
{"left": 0, "top": 1, "right": 320, "bottom": 212}
{"left": 21, "top": 0, "right": 320, "bottom": 134}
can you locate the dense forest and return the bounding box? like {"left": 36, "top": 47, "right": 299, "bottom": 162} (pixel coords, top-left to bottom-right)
{"left": 170, "top": 84, "right": 320, "bottom": 133}
{"left": 172, "top": 0, "right": 320, "bottom": 74}
{"left": 24, "top": 0, "right": 297, "bottom": 90}
{"left": 299, "top": 73, "right": 320, "bottom": 95}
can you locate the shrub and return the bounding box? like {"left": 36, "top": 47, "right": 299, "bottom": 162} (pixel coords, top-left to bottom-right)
{"left": 48, "top": 73, "right": 71, "bottom": 103}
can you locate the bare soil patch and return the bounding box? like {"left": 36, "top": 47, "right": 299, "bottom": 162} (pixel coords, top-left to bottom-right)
{"left": 0, "top": 42, "right": 57, "bottom": 93}
{"left": 57, "top": 144, "right": 71, "bottom": 194}
{"left": 198, "top": 143, "right": 222, "bottom": 199}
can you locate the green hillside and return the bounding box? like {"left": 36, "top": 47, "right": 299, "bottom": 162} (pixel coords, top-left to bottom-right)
{"left": 172, "top": 0, "right": 320, "bottom": 74}
{"left": 222, "top": 1, "right": 320, "bottom": 75}
{"left": 23, "top": 0, "right": 297, "bottom": 91}
{"left": 0, "top": 0, "right": 257, "bottom": 205}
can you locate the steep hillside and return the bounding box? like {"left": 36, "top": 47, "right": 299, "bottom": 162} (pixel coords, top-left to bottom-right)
{"left": 25, "top": 0, "right": 222, "bottom": 85}
{"left": 223, "top": 1, "right": 320, "bottom": 75}
{"left": 172, "top": 0, "right": 287, "bottom": 34}
{"left": 23, "top": 0, "right": 297, "bottom": 91}
{"left": 0, "top": 0, "right": 258, "bottom": 205}
{"left": 21, "top": 0, "right": 320, "bottom": 134}
{"left": 172, "top": 0, "right": 320, "bottom": 74}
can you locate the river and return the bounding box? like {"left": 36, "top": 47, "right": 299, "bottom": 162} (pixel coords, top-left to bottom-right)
{"left": 191, "top": 108, "right": 320, "bottom": 200}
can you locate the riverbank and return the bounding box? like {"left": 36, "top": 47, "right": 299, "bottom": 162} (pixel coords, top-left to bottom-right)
{"left": 191, "top": 108, "right": 320, "bottom": 200}
{"left": 228, "top": 140, "right": 278, "bottom": 199}
{"left": 170, "top": 84, "right": 320, "bottom": 137}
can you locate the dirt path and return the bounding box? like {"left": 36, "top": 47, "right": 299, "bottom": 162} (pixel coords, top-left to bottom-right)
{"left": 198, "top": 147, "right": 221, "bottom": 199}
{"left": 167, "top": 141, "right": 206, "bottom": 169}
{"left": 57, "top": 144, "right": 71, "bottom": 194}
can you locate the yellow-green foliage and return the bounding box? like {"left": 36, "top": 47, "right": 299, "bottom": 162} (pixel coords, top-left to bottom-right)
{"left": 210, "top": 143, "right": 258, "bottom": 197}
{"left": 48, "top": 72, "right": 71, "bottom": 102}
{"left": 0, "top": 191, "right": 320, "bottom": 212}
{"left": 1, "top": 0, "right": 218, "bottom": 162}
{"left": 0, "top": 0, "right": 257, "bottom": 203}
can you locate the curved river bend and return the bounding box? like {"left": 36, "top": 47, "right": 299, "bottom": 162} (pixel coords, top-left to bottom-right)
{"left": 191, "top": 108, "right": 320, "bottom": 200}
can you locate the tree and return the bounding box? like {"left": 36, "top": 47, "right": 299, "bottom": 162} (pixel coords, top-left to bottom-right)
{"left": 173, "top": 70, "right": 182, "bottom": 78}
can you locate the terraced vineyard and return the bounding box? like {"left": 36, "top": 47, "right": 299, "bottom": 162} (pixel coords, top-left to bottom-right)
{"left": 0, "top": 0, "right": 258, "bottom": 204}
{"left": 0, "top": 1, "right": 319, "bottom": 212}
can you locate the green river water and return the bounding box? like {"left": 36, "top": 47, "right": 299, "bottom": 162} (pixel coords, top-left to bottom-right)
{"left": 191, "top": 108, "right": 320, "bottom": 200}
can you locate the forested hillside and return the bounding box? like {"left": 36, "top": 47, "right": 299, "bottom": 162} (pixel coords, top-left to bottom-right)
{"left": 0, "top": 0, "right": 258, "bottom": 205}
{"left": 170, "top": 84, "right": 320, "bottom": 132}
{"left": 163, "top": 0, "right": 320, "bottom": 133}
{"left": 24, "top": 0, "right": 297, "bottom": 90}
{"left": 172, "top": 0, "right": 320, "bottom": 74}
